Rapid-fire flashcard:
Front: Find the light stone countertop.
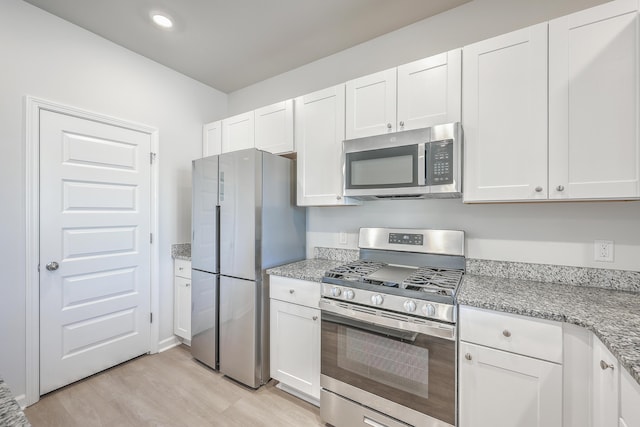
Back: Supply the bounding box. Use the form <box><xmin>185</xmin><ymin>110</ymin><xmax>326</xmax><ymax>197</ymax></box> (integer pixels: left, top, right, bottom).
<box><xmin>458</xmin><ymin>274</ymin><xmax>640</xmax><ymax>386</ymax></box>
<box><xmin>0</xmin><ymin>379</ymin><xmax>30</xmax><ymax>426</ymax></box>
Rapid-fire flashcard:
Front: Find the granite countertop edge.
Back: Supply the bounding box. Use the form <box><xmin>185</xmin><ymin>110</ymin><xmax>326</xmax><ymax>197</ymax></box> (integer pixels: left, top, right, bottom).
<box><xmin>267</xmin><ymin>260</ymin><xmax>640</xmax><ymax>387</ymax></box>
<box><xmin>458</xmin><ymin>274</ymin><xmax>640</xmax><ymax>386</ymax></box>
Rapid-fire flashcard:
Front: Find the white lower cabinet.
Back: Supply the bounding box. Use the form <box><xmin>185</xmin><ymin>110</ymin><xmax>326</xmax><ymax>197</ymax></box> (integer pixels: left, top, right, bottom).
<box><xmin>592</xmin><ymin>336</ymin><xmax>620</xmax><ymax>427</ymax></box>
<box><xmin>620</xmin><ymin>366</ymin><xmax>640</xmax><ymax>427</ymax></box>
<box><xmin>173</xmin><ymin>259</ymin><xmax>191</xmax><ymax>341</ymax></box>
<box><xmin>269</xmin><ymin>276</ymin><xmax>320</xmax><ymax>404</ymax></box>
<box><xmin>459</xmin><ymin>306</ymin><xmax>563</xmax><ymax>427</ymax></box>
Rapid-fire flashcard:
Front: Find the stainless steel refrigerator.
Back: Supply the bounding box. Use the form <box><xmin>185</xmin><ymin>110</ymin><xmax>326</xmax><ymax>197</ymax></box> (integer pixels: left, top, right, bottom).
<box><xmin>191</xmin><ymin>148</ymin><xmax>306</xmax><ymax>388</ymax></box>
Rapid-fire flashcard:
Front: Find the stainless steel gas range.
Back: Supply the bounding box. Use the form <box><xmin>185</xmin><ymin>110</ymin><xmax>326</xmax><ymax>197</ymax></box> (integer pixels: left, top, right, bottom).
<box><xmin>319</xmin><ymin>227</ymin><xmax>465</xmax><ymax>427</ymax></box>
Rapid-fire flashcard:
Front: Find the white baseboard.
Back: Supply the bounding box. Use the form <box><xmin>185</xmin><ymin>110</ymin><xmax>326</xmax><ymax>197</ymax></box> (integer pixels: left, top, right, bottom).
<box><xmin>157</xmin><ymin>336</ymin><xmax>182</xmax><ymax>353</ymax></box>
<box><xmin>275</xmin><ymin>382</ymin><xmax>320</xmax><ymax>407</ymax></box>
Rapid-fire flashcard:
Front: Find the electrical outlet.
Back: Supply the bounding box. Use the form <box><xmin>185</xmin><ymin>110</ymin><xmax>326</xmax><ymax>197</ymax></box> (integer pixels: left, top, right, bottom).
<box><xmin>594</xmin><ymin>240</ymin><xmax>614</xmax><ymax>262</ymax></box>
<box><xmin>338</xmin><ymin>232</ymin><xmax>348</xmax><ymax>245</ymax></box>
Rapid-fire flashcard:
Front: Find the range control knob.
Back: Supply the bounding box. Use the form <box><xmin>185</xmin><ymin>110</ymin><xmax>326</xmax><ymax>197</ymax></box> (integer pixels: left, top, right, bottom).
<box><xmin>403</xmin><ymin>300</ymin><xmax>417</xmax><ymax>312</ymax></box>
<box><xmin>344</xmin><ymin>289</ymin><xmax>355</xmax><ymax>300</ymax></box>
<box><xmin>371</xmin><ymin>294</ymin><xmax>384</xmax><ymax>305</ymax></box>
<box><xmin>423</xmin><ymin>303</ymin><xmax>436</xmax><ymax>317</ymax></box>
<box><xmin>331</xmin><ymin>287</ymin><xmax>342</xmax><ymax>297</ymax></box>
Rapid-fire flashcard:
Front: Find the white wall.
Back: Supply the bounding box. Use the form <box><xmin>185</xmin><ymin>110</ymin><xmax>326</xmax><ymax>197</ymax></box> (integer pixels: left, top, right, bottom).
<box><xmin>0</xmin><ymin>0</ymin><xmax>227</xmax><ymax>400</ymax></box>
<box><xmin>228</xmin><ymin>0</ymin><xmax>609</xmax><ymax>114</ymax></box>
<box><xmin>228</xmin><ymin>0</ymin><xmax>640</xmax><ymax>272</ymax></box>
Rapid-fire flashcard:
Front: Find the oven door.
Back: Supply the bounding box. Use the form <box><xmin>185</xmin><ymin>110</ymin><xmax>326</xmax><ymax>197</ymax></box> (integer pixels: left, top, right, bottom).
<box><xmin>320</xmin><ymin>299</ymin><xmax>456</xmax><ymax>427</ymax></box>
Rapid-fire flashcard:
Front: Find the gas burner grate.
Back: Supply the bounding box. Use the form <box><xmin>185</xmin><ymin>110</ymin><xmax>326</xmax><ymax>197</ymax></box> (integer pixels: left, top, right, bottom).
<box><xmin>324</xmin><ymin>260</ymin><xmax>386</xmax><ymax>281</ymax></box>
<box><xmin>402</xmin><ymin>267</ymin><xmax>463</xmax><ymax>296</ymax></box>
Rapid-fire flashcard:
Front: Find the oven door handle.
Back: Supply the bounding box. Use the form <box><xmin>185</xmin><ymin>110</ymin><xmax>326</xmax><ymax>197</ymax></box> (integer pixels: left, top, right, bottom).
<box><xmin>320</xmin><ymin>298</ymin><xmax>456</xmax><ymax>341</ymax></box>
<box><xmin>322</xmin><ymin>311</ymin><xmax>419</xmax><ymax>342</ymax></box>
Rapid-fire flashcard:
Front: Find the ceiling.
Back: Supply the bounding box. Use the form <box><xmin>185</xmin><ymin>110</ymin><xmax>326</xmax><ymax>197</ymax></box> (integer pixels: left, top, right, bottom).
<box><xmin>23</xmin><ymin>0</ymin><xmax>470</xmax><ymax>93</ymax></box>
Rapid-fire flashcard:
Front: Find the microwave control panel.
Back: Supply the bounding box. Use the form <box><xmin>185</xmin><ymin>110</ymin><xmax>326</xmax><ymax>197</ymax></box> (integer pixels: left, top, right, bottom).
<box><xmin>427</xmin><ymin>140</ymin><xmax>454</xmax><ymax>185</ymax></box>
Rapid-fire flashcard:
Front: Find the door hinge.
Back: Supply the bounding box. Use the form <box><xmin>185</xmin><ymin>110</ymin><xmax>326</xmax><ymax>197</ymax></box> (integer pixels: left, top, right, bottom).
<box><xmin>150</xmin><ymin>233</ymin><xmax>153</xmax><ymax>244</ymax></box>
<box><xmin>150</xmin><ymin>313</ymin><xmax>153</xmax><ymax>323</ymax></box>
<box><xmin>150</xmin><ymin>152</ymin><xmax>157</xmax><ymax>164</ymax></box>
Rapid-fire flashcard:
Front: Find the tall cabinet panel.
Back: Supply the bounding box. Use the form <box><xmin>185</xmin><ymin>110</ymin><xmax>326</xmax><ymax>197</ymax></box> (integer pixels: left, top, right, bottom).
<box><xmin>549</xmin><ymin>0</ymin><xmax>640</xmax><ymax>200</ymax></box>
<box><xmin>463</xmin><ymin>23</ymin><xmax>549</xmax><ymax>202</ymax></box>
<box><xmin>295</xmin><ymin>85</ymin><xmax>360</xmax><ymax>206</ymax></box>
<box><xmin>397</xmin><ymin>49</ymin><xmax>461</xmax><ymax>131</ymax></box>
<box><xmin>203</xmin><ymin>121</ymin><xmax>222</xmax><ymax>157</ymax></box>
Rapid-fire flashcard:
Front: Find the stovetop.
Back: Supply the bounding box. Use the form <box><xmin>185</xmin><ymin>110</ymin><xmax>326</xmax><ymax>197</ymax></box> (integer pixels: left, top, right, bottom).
<box><xmin>320</xmin><ymin>228</ymin><xmax>466</xmax><ymax>324</ymax></box>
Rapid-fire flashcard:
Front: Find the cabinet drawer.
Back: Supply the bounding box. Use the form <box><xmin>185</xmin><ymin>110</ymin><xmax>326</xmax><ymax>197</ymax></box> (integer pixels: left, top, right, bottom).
<box><xmin>460</xmin><ymin>306</ymin><xmax>562</xmax><ymax>363</ymax></box>
<box><xmin>270</xmin><ymin>276</ymin><xmax>320</xmax><ymax>308</ymax></box>
<box><xmin>174</xmin><ymin>259</ymin><xmax>191</xmax><ymax>279</ymax></box>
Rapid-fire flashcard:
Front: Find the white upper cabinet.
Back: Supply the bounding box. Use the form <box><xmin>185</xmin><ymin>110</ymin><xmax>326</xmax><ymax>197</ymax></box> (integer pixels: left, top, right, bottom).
<box><xmin>222</xmin><ymin>111</ymin><xmax>254</xmax><ymax>153</ymax></box>
<box><xmin>346</xmin><ymin>49</ymin><xmax>462</xmax><ymax>139</ymax></box>
<box><xmin>464</xmin><ymin>0</ymin><xmax>640</xmax><ymax>203</ymax></box>
<box><xmin>345</xmin><ymin>68</ymin><xmax>397</xmax><ymax>139</ymax></box>
<box><xmin>463</xmin><ymin>23</ymin><xmax>549</xmax><ymax>202</ymax></box>
<box><xmin>203</xmin><ymin>120</ymin><xmax>222</xmax><ymax>157</ymax></box>
<box><xmin>295</xmin><ymin>85</ymin><xmax>360</xmax><ymax>206</ymax></box>
<box><xmin>549</xmin><ymin>0</ymin><xmax>640</xmax><ymax>200</ymax></box>
<box><xmin>397</xmin><ymin>49</ymin><xmax>461</xmax><ymax>131</ymax></box>
<box><xmin>254</xmin><ymin>99</ymin><xmax>295</xmax><ymax>154</ymax></box>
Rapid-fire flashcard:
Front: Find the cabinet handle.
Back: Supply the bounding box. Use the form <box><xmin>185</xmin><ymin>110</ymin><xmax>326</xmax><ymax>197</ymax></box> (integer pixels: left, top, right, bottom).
<box><xmin>387</xmin><ymin>123</ymin><xmax>392</xmax><ymax>129</ymax></box>
<box><xmin>399</xmin><ymin>121</ymin><xmax>405</xmax><ymax>127</ymax></box>
<box><xmin>465</xmin><ymin>353</ymin><xmax>472</xmax><ymax>361</ymax></box>
<box><xmin>312</xmin><ymin>316</ymin><xmax>318</xmax><ymax>321</ymax></box>
<box><xmin>503</xmin><ymin>330</ymin><xmax>511</xmax><ymax>338</ymax></box>
<box><xmin>600</xmin><ymin>360</ymin><xmax>614</xmax><ymax>370</ymax></box>
<box><xmin>535</xmin><ymin>186</ymin><xmax>543</xmax><ymax>192</ymax></box>
<box><xmin>178</xmin><ymin>267</ymin><xmax>184</xmax><ymax>271</ymax></box>
<box><xmin>186</xmin><ymin>282</ymin><xmax>190</xmax><ymax>287</ymax></box>
<box><xmin>289</xmin><ymin>289</ymin><xmax>295</xmax><ymax>294</ymax></box>
<box><xmin>556</xmin><ymin>185</ymin><xmax>565</xmax><ymax>192</ymax></box>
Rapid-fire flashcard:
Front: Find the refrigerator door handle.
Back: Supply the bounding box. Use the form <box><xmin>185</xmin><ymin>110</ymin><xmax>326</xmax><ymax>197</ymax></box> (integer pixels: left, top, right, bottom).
<box><xmin>219</xmin><ymin>171</ymin><xmax>225</xmax><ymax>202</ymax></box>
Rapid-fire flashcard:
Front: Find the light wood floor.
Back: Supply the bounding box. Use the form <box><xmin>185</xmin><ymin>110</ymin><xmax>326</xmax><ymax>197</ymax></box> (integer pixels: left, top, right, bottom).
<box><xmin>25</xmin><ymin>345</ymin><xmax>324</xmax><ymax>426</ymax></box>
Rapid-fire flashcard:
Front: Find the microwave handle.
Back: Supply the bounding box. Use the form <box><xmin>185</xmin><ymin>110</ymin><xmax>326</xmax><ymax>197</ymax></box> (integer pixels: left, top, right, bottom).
<box><xmin>418</xmin><ymin>143</ymin><xmax>426</xmax><ymax>187</ymax></box>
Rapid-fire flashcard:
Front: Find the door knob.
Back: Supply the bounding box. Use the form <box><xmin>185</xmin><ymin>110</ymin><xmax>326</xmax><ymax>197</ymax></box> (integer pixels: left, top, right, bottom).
<box><xmin>46</xmin><ymin>261</ymin><xmax>59</xmax><ymax>271</ymax></box>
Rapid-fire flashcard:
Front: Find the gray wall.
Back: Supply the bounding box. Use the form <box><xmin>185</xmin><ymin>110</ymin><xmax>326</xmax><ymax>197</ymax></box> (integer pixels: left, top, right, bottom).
<box><xmin>0</xmin><ymin>0</ymin><xmax>227</xmax><ymax>400</ymax></box>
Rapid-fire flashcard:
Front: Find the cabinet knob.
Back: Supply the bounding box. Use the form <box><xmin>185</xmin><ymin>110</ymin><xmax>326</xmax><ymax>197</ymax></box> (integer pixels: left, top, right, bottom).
<box><xmin>502</xmin><ymin>329</ymin><xmax>511</xmax><ymax>338</ymax></box>
<box><xmin>399</xmin><ymin>121</ymin><xmax>405</xmax><ymax>127</ymax></box>
<box><xmin>336</xmin><ymin>195</ymin><xmax>342</xmax><ymax>200</ymax></box>
<box><xmin>186</xmin><ymin>282</ymin><xmax>190</xmax><ymax>287</ymax></box>
<box><xmin>535</xmin><ymin>186</ymin><xmax>543</xmax><ymax>192</ymax></box>
<box><xmin>289</xmin><ymin>289</ymin><xmax>295</xmax><ymax>294</ymax></box>
<box><xmin>387</xmin><ymin>123</ymin><xmax>392</xmax><ymax>129</ymax></box>
<box><xmin>465</xmin><ymin>353</ymin><xmax>472</xmax><ymax>361</ymax></box>
<box><xmin>556</xmin><ymin>185</ymin><xmax>565</xmax><ymax>192</ymax></box>
<box><xmin>600</xmin><ymin>360</ymin><xmax>614</xmax><ymax>370</ymax></box>
<box><xmin>312</xmin><ymin>316</ymin><xmax>318</xmax><ymax>321</ymax></box>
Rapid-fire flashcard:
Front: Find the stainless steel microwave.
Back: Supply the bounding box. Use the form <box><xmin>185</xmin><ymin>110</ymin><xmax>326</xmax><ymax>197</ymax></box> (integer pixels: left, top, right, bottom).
<box><xmin>343</xmin><ymin>122</ymin><xmax>462</xmax><ymax>199</ymax></box>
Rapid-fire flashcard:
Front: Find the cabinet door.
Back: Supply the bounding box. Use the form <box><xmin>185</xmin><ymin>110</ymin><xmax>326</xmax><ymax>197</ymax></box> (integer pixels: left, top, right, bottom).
<box><xmin>463</xmin><ymin>24</ymin><xmax>549</xmax><ymax>202</ymax></box>
<box><xmin>549</xmin><ymin>0</ymin><xmax>640</xmax><ymax>200</ymax></box>
<box><xmin>270</xmin><ymin>299</ymin><xmax>320</xmax><ymax>399</ymax></box>
<box><xmin>459</xmin><ymin>341</ymin><xmax>562</xmax><ymax>427</ymax></box>
<box><xmin>397</xmin><ymin>49</ymin><xmax>461</xmax><ymax>131</ymax></box>
<box><xmin>592</xmin><ymin>336</ymin><xmax>620</xmax><ymax>427</ymax></box>
<box><xmin>174</xmin><ymin>276</ymin><xmax>191</xmax><ymax>340</ymax></box>
<box><xmin>254</xmin><ymin>99</ymin><xmax>294</xmax><ymax>154</ymax></box>
<box><xmin>295</xmin><ymin>85</ymin><xmax>360</xmax><ymax>206</ymax></box>
<box><xmin>345</xmin><ymin>68</ymin><xmax>397</xmax><ymax>139</ymax></box>
<box><xmin>222</xmin><ymin>111</ymin><xmax>254</xmax><ymax>153</ymax></box>
<box><xmin>203</xmin><ymin>121</ymin><xmax>222</xmax><ymax>157</ymax></box>
<box><xmin>620</xmin><ymin>366</ymin><xmax>640</xmax><ymax>427</ymax></box>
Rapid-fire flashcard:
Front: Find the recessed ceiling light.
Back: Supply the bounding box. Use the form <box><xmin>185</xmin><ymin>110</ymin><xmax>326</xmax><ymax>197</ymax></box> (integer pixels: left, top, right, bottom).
<box><xmin>151</xmin><ymin>13</ymin><xmax>173</xmax><ymax>29</ymax></box>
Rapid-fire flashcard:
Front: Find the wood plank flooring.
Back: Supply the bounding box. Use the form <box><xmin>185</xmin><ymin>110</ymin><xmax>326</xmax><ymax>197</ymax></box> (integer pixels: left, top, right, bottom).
<box><xmin>25</xmin><ymin>345</ymin><xmax>324</xmax><ymax>426</ymax></box>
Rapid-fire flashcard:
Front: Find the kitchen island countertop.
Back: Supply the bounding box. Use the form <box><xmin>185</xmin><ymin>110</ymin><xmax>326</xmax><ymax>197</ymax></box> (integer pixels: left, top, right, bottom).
<box><xmin>458</xmin><ymin>274</ymin><xmax>640</xmax><ymax>386</ymax></box>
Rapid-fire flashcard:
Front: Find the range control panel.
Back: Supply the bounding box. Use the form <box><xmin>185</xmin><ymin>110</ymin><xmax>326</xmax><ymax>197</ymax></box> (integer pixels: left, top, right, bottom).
<box><xmin>388</xmin><ymin>233</ymin><xmax>423</xmax><ymax>246</ymax></box>
<box><xmin>427</xmin><ymin>140</ymin><xmax>454</xmax><ymax>185</ymax></box>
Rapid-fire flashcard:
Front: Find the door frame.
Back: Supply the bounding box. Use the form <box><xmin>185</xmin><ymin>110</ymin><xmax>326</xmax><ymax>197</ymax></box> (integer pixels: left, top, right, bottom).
<box><xmin>24</xmin><ymin>96</ymin><xmax>160</xmax><ymax>406</ymax></box>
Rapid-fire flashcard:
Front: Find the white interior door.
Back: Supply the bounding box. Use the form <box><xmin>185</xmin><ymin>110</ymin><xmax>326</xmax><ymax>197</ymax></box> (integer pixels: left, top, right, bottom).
<box><xmin>39</xmin><ymin>109</ymin><xmax>151</xmax><ymax>395</ymax></box>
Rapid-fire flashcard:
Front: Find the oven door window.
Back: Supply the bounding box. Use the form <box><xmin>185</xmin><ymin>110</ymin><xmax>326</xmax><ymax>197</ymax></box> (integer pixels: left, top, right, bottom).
<box><xmin>321</xmin><ymin>311</ymin><xmax>455</xmax><ymax>425</ymax></box>
<box><xmin>345</xmin><ymin>144</ymin><xmax>419</xmax><ymax>189</ymax></box>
